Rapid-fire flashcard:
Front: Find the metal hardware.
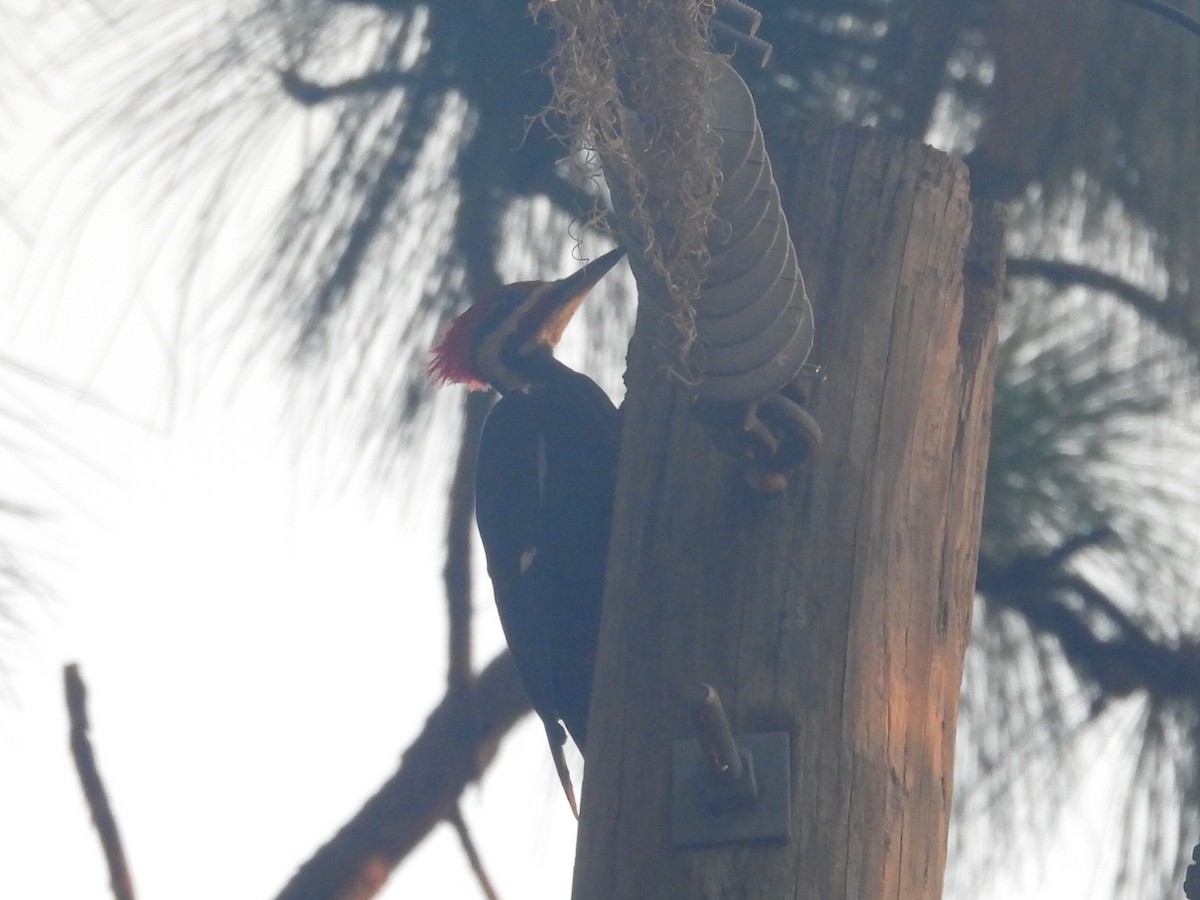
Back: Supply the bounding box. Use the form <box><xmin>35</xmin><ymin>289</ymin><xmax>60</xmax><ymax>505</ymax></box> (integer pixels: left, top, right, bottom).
<box><xmin>671</xmin><ymin>684</ymin><xmax>791</xmax><ymax>848</ymax></box>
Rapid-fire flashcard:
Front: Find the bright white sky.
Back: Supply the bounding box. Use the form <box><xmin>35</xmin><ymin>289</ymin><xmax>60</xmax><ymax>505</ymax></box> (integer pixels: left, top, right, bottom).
<box><xmin>0</xmin><ymin>11</ymin><xmax>579</xmax><ymax>897</ymax></box>
<box><xmin>0</xmin><ymin>6</ymin><xmax>1153</xmax><ymax>900</ymax></box>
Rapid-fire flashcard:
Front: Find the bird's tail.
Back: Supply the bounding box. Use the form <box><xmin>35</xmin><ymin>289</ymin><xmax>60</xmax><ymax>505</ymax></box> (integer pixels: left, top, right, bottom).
<box><xmin>545</xmin><ymin>720</ymin><xmax>580</xmax><ymax>820</ymax></box>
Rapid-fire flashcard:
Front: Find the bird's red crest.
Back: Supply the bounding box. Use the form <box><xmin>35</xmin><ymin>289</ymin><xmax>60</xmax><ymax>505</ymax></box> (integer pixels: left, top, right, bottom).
<box><xmin>429</xmin><ymin>247</ymin><xmax>625</xmax><ymax>392</ymax></box>
<box><xmin>428</xmin><ymin>297</ymin><xmax>493</xmax><ymax>389</ymax></box>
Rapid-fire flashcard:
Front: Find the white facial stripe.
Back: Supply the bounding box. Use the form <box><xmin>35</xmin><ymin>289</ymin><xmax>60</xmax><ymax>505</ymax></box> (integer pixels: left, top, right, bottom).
<box><xmin>519</xmin><ymin>293</ymin><xmax>585</xmax><ymax>358</ymax></box>
<box><xmin>474</xmin><ymin>283</ymin><xmax>552</xmax><ymax>389</ymax></box>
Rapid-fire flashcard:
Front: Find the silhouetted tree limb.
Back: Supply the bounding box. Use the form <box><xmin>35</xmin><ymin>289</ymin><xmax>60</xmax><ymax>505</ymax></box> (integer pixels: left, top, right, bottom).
<box><xmin>64</xmin><ymin>664</ymin><xmax>136</xmax><ymax>900</ymax></box>
<box><xmin>1007</xmin><ymin>256</ymin><xmax>1199</xmax><ymax>348</ymax></box>
<box><xmin>278</xmin><ymin>69</ymin><xmax>424</xmax><ymax>107</ymax></box>
<box><xmin>977</xmin><ymin>533</ymin><xmax>1200</xmax><ymax>706</ymax></box>
<box><xmin>1112</xmin><ymin>0</ymin><xmax>1200</xmax><ymax>37</ymax></box>
<box><xmin>272</xmin><ymin>651</ymin><xmax>529</xmax><ymax>900</ymax></box>
<box><xmin>887</xmin><ymin>0</ymin><xmax>969</xmax><ymax>139</ymax></box>
<box><xmin>444</xmin><ymin>390</ymin><xmax>494</xmax><ymax>695</ymax></box>
<box><xmin>448</xmin><ymin>804</ymin><xmax>502</xmax><ymax>900</ymax></box>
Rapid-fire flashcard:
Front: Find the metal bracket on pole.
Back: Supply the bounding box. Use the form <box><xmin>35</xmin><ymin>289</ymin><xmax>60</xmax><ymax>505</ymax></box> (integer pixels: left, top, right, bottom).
<box><xmin>671</xmin><ymin>684</ymin><xmax>791</xmax><ymax>848</ymax></box>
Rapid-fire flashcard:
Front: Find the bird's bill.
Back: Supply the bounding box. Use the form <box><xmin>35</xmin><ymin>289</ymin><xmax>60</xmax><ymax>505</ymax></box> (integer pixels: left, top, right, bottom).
<box><xmin>558</xmin><ymin>246</ymin><xmax>627</xmax><ymax>298</ymax></box>
<box><xmin>531</xmin><ymin>247</ymin><xmax>627</xmax><ymax>348</ymax></box>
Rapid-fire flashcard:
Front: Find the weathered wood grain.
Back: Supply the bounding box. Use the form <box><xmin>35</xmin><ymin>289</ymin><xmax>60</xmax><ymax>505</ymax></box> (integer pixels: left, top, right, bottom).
<box><xmin>572</xmin><ymin>126</ymin><xmax>1001</xmax><ymax>900</ymax></box>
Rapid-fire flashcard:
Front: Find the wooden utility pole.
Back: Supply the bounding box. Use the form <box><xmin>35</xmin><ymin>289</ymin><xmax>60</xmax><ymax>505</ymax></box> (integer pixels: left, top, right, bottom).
<box><xmin>572</xmin><ymin>127</ymin><xmax>1003</xmax><ymax>899</ymax></box>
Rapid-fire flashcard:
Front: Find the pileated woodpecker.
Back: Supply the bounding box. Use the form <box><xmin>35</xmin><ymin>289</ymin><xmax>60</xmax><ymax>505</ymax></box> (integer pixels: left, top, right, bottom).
<box><xmin>429</xmin><ymin>247</ymin><xmax>626</xmax><ymax>815</ymax></box>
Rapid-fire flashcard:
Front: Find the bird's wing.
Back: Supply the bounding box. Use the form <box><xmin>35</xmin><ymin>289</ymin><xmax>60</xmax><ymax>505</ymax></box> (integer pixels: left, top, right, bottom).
<box><xmin>474</xmin><ymin>394</ymin><xmax>562</xmax><ymax>722</ymax></box>
<box><xmin>475</xmin><ymin>373</ymin><xmax>618</xmax><ymax>757</ymax></box>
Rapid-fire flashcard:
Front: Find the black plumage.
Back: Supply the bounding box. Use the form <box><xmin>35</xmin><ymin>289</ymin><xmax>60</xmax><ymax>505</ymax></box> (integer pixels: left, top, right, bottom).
<box><xmin>429</xmin><ymin>247</ymin><xmax>625</xmax><ymax>815</ymax></box>
<box><xmin>474</xmin><ymin>355</ymin><xmax>618</xmax><ymax>765</ymax></box>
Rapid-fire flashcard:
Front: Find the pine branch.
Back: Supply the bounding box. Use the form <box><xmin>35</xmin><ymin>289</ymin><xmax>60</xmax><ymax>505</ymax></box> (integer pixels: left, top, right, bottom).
<box><xmin>272</xmin><ymin>652</ymin><xmax>529</xmax><ymax>900</ymax></box>
<box><xmin>1111</xmin><ymin>0</ymin><xmax>1200</xmax><ymax>37</ymax></box>
<box><xmin>277</xmin><ymin>69</ymin><xmax>419</xmax><ymax>107</ymax></box>
<box><xmin>444</xmin><ymin>390</ymin><xmax>494</xmax><ymax>695</ymax></box>
<box><xmin>977</xmin><ymin>535</ymin><xmax>1200</xmax><ymax>705</ymax></box>
<box><xmin>448</xmin><ymin>804</ymin><xmax>502</xmax><ymax>900</ymax></box>
<box><xmin>1006</xmin><ymin>256</ymin><xmax>1199</xmax><ymax>348</ymax></box>
<box><xmin>64</xmin><ymin>664</ymin><xmax>137</xmax><ymax>900</ymax></box>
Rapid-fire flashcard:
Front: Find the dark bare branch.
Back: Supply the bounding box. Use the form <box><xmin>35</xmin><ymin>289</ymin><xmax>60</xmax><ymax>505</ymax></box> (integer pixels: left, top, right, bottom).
<box><xmin>448</xmin><ymin>805</ymin><xmax>502</xmax><ymax>900</ymax></box>
<box><xmin>890</xmin><ymin>0</ymin><xmax>970</xmax><ymax>140</ymax></box>
<box><xmin>272</xmin><ymin>652</ymin><xmax>529</xmax><ymax>900</ymax></box>
<box><xmin>278</xmin><ymin>68</ymin><xmax>418</xmax><ymax>107</ymax></box>
<box><xmin>445</xmin><ymin>390</ymin><xmax>494</xmax><ymax>694</ymax></box>
<box><xmin>977</xmin><ymin>537</ymin><xmax>1200</xmax><ymax>705</ymax></box>
<box><xmin>1006</xmin><ymin>256</ymin><xmax>1199</xmax><ymax>347</ymax></box>
<box><xmin>1111</xmin><ymin>0</ymin><xmax>1200</xmax><ymax>37</ymax></box>
<box><xmin>64</xmin><ymin>664</ymin><xmax>136</xmax><ymax>900</ymax></box>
